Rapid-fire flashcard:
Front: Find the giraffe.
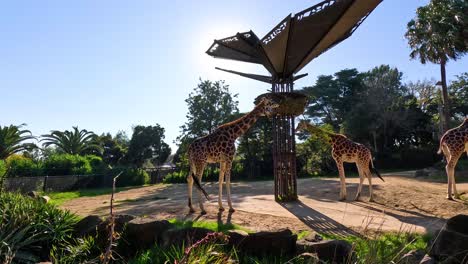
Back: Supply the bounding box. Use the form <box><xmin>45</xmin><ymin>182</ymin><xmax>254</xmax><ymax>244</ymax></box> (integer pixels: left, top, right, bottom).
<box><xmin>437</xmin><ymin>117</ymin><xmax>468</xmax><ymax>200</ymax></box>
<box><xmin>296</xmin><ymin>120</ymin><xmax>384</xmax><ymax>202</ymax></box>
<box><xmin>187</xmin><ymin>97</ymin><xmax>279</xmax><ymax>214</ymax></box>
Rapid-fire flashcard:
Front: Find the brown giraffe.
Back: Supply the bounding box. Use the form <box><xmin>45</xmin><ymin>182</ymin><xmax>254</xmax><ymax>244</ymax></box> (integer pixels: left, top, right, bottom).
<box><xmin>296</xmin><ymin>120</ymin><xmax>384</xmax><ymax>202</ymax></box>
<box><xmin>187</xmin><ymin>97</ymin><xmax>279</xmax><ymax>214</ymax></box>
<box><xmin>438</xmin><ymin>117</ymin><xmax>468</xmax><ymax>200</ymax></box>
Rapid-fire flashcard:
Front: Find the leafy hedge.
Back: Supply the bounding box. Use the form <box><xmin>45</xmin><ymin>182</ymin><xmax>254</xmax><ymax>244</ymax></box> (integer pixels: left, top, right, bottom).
<box><xmin>0</xmin><ymin>192</ymin><xmax>78</xmax><ymax>263</ymax></box>
<box><xmin>109</xmin><ymin>167</ymin><xmax>150</xmax><ymax>187</ymax></box>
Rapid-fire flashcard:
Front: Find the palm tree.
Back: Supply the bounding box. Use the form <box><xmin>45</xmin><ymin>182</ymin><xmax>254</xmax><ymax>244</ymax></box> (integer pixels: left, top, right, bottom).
<box><xmin>0</xmin><ymin>124</ymin><xmax>36</xmax><ymax>160</ymax></box>
<box><xmin>405</xmin><ymin>0</ymin><xmax>467</xmax><ymax>131</ymax></box>
<box><xmin>41</xmin><ymin>127</ymin><xmax>102</xmax><ymax>155</ymax></box>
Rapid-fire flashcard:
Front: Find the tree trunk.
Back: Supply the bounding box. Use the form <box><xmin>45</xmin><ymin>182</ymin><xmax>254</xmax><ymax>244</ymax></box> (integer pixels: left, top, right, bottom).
<box><xmin>440</xmin><ymin>60</ymin><xmax>450</xmax><ymax>132</ymax></box>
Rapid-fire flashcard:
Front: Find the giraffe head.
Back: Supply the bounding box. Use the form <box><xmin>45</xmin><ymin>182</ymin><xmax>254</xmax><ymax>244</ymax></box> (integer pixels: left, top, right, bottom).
<box><xmin>295</xmin><ymin>119</ymin><xmax>309</xmax><ymax>132</ymax></box>
<box><xmin>257</xmin><ymin>97</ymin><xmax>279</xmax><ymax>118</ymax></box>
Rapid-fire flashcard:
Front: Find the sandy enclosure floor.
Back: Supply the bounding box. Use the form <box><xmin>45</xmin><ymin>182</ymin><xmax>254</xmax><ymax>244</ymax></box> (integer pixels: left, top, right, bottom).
<box><xmin>62</xmin><ymin>173</ymin><xmax>468</xmax><ymax>236</ymax></box>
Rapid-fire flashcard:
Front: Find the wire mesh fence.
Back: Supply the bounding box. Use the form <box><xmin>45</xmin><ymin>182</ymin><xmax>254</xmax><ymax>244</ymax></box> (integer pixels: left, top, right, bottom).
<box><xmin>3</xmin><ymin>174</ymin><xmax>112</xmax><ymax>193</ymax></box>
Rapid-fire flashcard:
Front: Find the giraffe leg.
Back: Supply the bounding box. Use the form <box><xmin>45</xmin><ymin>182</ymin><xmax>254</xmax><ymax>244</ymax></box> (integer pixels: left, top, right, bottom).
<box><xmin>366</xmin><ymin>168</ymin><xmax>374</xmax><ymax>202</ymax></box>
<box><xmin>195</xmin><ymin>163</ymin><xmax>207</xmax><ymax>214</ymax></box>
<box><xmin>446</xmin><ymin>153</ymin><xmax>461</xmax><ymax>200</ymax></box>
<box><xmin>354</xmin><ymin>164</ymin><xmax>365</xmax><ymax>201</ymax></box>
<box><xmin>335</xmin><ymin>159</ymin><xmax>347</xmax><ymax>201</ymax></box>
<box><xmin>225</xmin><ymin>162</ymin><xmax>235</xmax><ymax>212</ymax></box>
<box><xmin>187</xmin><ymin>165</ymin><xmax>195</xmax><ymax>213</ymax></box>
<box><xmin>218</xmin><ymin>162</ymin><xmax>226</xmax><ymax>211</ymax></box>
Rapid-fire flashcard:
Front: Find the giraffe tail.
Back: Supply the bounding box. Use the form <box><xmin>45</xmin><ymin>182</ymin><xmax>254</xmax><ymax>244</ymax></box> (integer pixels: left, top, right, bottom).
<box><xmin>191</xmin><ymin>173</ymin><xmax>210</xmax><ymax>200</ymax></box>
<box><xmin>370</xmin><ymin>160</ymin><xmax>384</xmax><ymax>182</ymax></box>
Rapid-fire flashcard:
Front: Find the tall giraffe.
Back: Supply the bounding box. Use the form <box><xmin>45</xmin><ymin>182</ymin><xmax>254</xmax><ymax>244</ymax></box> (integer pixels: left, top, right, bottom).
<box><xmin>296</xmin><ymin>120</ymin><xmax>384</xmax><ymax>202</ymax></box>
<box><xmin>438</xmin><ymin>117</ymin><xmax>468</xmax><ymax>200</ymax></box>
<box><xmin>187</xmin><ymin>97</ymin><xmax>279</xmax><ymax>214</ymax></box>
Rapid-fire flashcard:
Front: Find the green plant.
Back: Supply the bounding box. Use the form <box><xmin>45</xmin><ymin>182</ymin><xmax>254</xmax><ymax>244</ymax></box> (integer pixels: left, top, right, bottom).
<box><xmin>41</xmin><ymin>127</ymin><xmax>102</xmax><ymax>155</ymax></box>
<box><xmin>5</xmin><ymin>154</ymin><xmax>43</xmax><ymax>177</ymax></box>
<box><xmin>50</xmin><ymin>236</ymin><xmax>99</xmax><ymax>264</ymax></box>
<box><xmin>0</xmin><ymin>124</ymin><xmax>36</xmax><ymax>160</ymax></box>
<box><xmin>43</xmin><ymin>154</ymin><xmax>93</xmax><ymax>176</ymax></box>
<box><xmin>109</xmin><ymin>167</ymin><xmax>149</xmax><ymax>187</ymax></box>
<box><xmin>0</xmin><ymin>192</ymin><xmax>78</xmax><ymax>263</ymax></box>
<box><xmin>168</xmin><ymin>219</ymin><xmax>250</xmax><ymax>233</ymax></box>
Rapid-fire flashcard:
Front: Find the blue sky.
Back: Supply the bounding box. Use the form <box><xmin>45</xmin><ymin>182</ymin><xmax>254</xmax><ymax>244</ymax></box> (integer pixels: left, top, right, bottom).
<box><xmin>1</xmin><ymin>0</ymin><xmax>467</xmax><ymax>152</ymax></box>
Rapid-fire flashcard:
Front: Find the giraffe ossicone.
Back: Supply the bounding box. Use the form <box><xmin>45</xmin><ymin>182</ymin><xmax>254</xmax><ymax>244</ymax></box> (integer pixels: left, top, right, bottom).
<box><xmin>296</xmin><ymin>120</ymin><xmax>384</xmax><ymax>202</ymax></box>
<box><xmin>187</xmin><ymin>97</ymin><xmax>279</xmax><ymax>214</ymax></box>
<box><xmin>438</xmin><ymin>117</ymin><xmax>468</xmax><ymax>200</ymax></box>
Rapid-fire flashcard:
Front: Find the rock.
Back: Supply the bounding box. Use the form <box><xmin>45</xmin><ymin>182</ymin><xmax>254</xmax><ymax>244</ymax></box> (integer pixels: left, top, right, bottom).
<box><xmin>399</xmin><ymin>249</ymin><xmax>425</xmax><ymax>264</ymax></box>
<box><xmin>96</xmin><ymin>214</ymin><xmax>136</xmax><ymax>246</ymax></box>
<box><xmin>26</xmin><ymin>191</ymin><xmax>39</xmax><ymax>198</ymax></box>
<box><xmin>161</xmin><ymin>227</ymin><xmax>213</xmax><ymax>248</ymax></box>
<box><xmin>119</xmin><ymin>219</ymin><xmax>171</xmax><ymax>257</ymax></box>
<box><xmin>39</xmin><ymin>195</ymin><xmax>50</xmax><ymax>203</ymax></box>
<box><xmin>419</xmin><ymin>254</ymin><xmax>436</xmax><ymax>264</ymax></box>
<box><xmin>296</xmin><ymin>239</ymin><xmax>353</xmax><ymax>264</ymax></box>
<box><xmin>429</xmin><ymin>214</ymin><xmax>468</xmax><ymax>263</ymax></box>
<box><xmin>228</xmin><ymin>229</ymin><xmax>297</xmax><ymax>257</ymax></box>
<box><xmin>74</xmin><ymin>215</ymin><xmax>103</xmax><ymax>238</ymax></box>
<box><xmin>227</xmin><ymin>229</ymin><xmax>249</xmax><ymax>246</ymax></box>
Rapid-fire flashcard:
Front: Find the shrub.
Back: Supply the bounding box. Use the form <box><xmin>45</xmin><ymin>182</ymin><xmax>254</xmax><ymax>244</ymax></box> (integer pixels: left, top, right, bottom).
<box><xmin>0</xmin><ymin>192</ymin><xmax>78</xmax><ymax>263</ymax></box>
<box><xmin>163</xmin><ymin>170</ymin><xmax>187</xmax><ymax>183</ymax></box>
<box><xmin>5</xmin><ymin>154</ymin><xmax>43</xmax><ymax>177</ymax></box>
<box><xmin>110</xmin><ymin>167</ymin><xmax>149</xmax><ymax>187</ymax></box>
<box><xmin>43</xmin><ymin>154</ymin><xmax>92</xmax><ymax>176</ymax></box>
<box><xmin>84</xmin><ymin>155</ymin><xmax>107</xmax><ymax>174</ymax></box>
<box><xmin>0</xmin><ymin>159</ymin><xmax>6</xmax><ymax>177</ymax></box>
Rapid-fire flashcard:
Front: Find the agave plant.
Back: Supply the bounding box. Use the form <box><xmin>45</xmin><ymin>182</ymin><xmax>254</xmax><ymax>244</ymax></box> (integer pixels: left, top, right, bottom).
<box><xmin>0</xmin><ymin>124</ymin><xmax>36</xmax><ymax>160</ymax></box>
<box><xmin>41</xmin><ymin>127</ymin><xmax>103</xmax><ymax>155</ymax></box>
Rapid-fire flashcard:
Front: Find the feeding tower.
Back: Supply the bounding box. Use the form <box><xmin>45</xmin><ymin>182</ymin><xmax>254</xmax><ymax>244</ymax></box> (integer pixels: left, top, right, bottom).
<box><xmin>207</xmin><ymin>0</ymin><xmax>382</xmax><ymax>201</ymax></box>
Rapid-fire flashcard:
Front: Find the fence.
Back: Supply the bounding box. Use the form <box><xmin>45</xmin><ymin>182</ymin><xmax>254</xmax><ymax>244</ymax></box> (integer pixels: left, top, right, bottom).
<box><xmin>3</xmin><ymin>174</ymin><xmax>113</xmax><ymax>193</ymax></box>
<box><xmin>146</xmin><ymin>167</ymin><xmax>176</xmax><ymax>184</ymax></box>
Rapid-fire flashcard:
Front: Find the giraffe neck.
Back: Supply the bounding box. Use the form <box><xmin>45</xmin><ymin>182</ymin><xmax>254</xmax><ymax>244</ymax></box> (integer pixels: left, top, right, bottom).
<box><xmin>222</xmin><ymin>104</ymin><xmax>264</xmax><ymax>140</ymax></box>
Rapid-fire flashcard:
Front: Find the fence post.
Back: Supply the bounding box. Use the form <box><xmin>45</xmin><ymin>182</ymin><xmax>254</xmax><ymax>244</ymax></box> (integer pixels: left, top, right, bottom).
<box><xmin>43</xmin><ymin>175</ymin><xmax>48</xmax><ymax>192</ymax></box>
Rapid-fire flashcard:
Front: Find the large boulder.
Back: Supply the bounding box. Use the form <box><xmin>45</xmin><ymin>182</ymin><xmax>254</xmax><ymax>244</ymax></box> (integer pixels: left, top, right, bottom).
<box><xmin>228</xmin><ymin>229</ymin><xmax>297</xmax><ymax>257</ymax></box>
<box><xmin>119</xmin><ymin>219</ymin><xmax>171</xmax><ymax>257</ymax></box>
<box><xmin>74</xmin><ymin>215</ymin><xmax>103</xmax><ymax>238</ymax></box>
<box><xmin>161</xmin><ymin>227</ymin><xmax>214</xmax><ymax>248</ymax></box>
<box><xmin>96</xmin><ymin>214</ymin><xmax>136</xmax><ymax>247</ymax></box>
<box><xmin>296</xmin><ymin>239</ymin><xmax>353</xmax><ymax>264</ymax></box>
<box><xmin>429</xmin><ymin>214</ymin><xmax>468</xmax><ymax>263</ymax></box>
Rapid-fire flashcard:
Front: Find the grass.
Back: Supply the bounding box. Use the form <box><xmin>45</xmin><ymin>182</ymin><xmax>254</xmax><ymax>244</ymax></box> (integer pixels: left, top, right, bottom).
<box><xmin>45</xmin><ymin>185</ymin><xmax>147</xmax><ymax>206</ymax></box>
<box><xmin>168</xmin><ymin>218</ymin><xmax>252</xmax><ymax>233</ymax></box>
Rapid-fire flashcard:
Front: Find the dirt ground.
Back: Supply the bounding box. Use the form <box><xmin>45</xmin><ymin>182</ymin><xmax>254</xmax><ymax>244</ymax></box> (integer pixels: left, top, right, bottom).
<box><xmin>62</xmin><ymin>172</ymin><xmax>468</xmax><ymax>237</ymax></box>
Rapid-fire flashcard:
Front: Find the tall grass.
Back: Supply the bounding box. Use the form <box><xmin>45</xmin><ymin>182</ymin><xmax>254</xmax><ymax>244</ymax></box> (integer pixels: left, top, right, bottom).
<box><xmin>0</xmin><ymin>192</ymin><xmax>78</xmax><ymax>263</ymax></box>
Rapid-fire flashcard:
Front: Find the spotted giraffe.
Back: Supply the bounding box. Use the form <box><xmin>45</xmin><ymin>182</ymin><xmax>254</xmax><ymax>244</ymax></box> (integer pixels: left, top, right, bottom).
<box><xmin>438</xmin><ymin>117</ymin><xmax>468</xmax><ymax>200</ymax></box>
<box><xmin>187</xmin><ymin>97</ymin><xmax>279</xmax><ymax>214</ymax></box>
<box><xmin>296</xmin><ymin>120</ymin><xmax>384</xmax><ymax>202</ymax></box>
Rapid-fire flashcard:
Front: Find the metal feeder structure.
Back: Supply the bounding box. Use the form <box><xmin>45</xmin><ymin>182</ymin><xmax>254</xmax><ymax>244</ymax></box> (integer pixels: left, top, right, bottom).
<box><xmin>206</xmin><ymin>0</ymin><xmax>382</xmax><ymax>202</ymax></box>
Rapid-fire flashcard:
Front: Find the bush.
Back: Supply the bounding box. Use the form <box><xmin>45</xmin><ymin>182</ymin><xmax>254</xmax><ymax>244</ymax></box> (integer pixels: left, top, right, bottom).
<box><xmin>5</xmin><ymin>154</ymin><xmax>43</xmax><ymax>177</ymax></box>
<box><xmin>0</xmin><ymin>160</ymin><xmax>6</xmax><ymax>177</ymax></box>
<box><xmin>84</xmin><ymin>155</ymin><xmax>107</xmax><ymax>174</ymax></box>
<box><xmin>43</xmin><ymin>154</ymin><xmax>93</xmax><ymax>176</ymax></box>
<box><xmin>110</xmin><ymin>167</ymin><xmax>149</xmax><ymax>187</ymax></box>
<box><xmin>163</xmin><ymin>170</ymin><xmax>187</xmax><ymax>183</ymax></box>
<box><xmin>0</xmin><ymin>192</ymin><xmax>78</xmax><ymax>263</ymax></box>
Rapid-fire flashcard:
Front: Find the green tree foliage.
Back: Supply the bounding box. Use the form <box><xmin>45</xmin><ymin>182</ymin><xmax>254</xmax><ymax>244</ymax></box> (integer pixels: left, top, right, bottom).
<box><xmin>177</xmin><ymin>79</ymin><xmax>239</xmax><ymax>143</ymax></box>
<box><xmin>126</xmin><ymin>125</ymin><xmax>171</xmax><ymax>167</ymax></box>
<box><xmin>299</xmin><ymin>65</ymin><xmax>438</xmax><ymax>171</ymax></box>
<box><xmin>0</xmin><ymin>124</ymin><xmax>36</xmax><ymax>160</ymax></box>
<box><xmin>41</xmin><ymin>127</ymin><xmax>102</xmax><ymax>155</ymax></box>
<box><xmin>43</xmin><ymin>154</ymin><xmax>102</xmax><ymax>176</ymax></box>
<box><xmin>5</xmin><ymin>155</ymin><xmax>43</xmax><ymax>177</ymax></box>
<box><xmin>96</xmin><ymin>131</ymin><xmax>129</xmax><ymax>166</ymax></box>
<box><xmin>301</xmin><ymin>69</ymin><xmax>363</xmax><ymax>130</ymax></box>
<box><xmin>405</xmin><ymin>0</ymin><xmax>467</xmax><ymax>128</ymax></box>
<box><xmin>449</xmin><ymin>72</ymin><xmax>468</xmax><ymax>119</ymax></box>
<box><xmin>236</xmin><ymin>117</ymin><xmax>273</xmax><ymax>179</ymax></box>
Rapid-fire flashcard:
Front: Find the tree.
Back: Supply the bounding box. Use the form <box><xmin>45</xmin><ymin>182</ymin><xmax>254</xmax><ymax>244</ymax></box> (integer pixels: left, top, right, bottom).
<box><xmin>405</xmin><ymin>0</ymin><xmax>467</xmax><ymax>131</ymax></box>
<box><xmin>449</xmin><ymin>72</ymin><xmax>468</xmax><ymax>119</ymax></box>
<box><xmin>177</xmin><ymin>79</ymin><xmax>239</xmax><ymax>144</ymax></box>
<box><xmin>96</xmin><ymin>132</ymin><xmax>128</xmax><ymax>166</ymax></box>
<box><xmin>41</xmin><ymin>127</ymin><xmax>102</xmax><ymax>155</ymax></box>
<box><xmin>300</xmin><ymin>69</ymin><xmax>363</xmax><ymax>131</ymax></box>
<box><xmin>126</xmin><ymin>124</ymin><xmax>171</xmax><ymax>168</ymax></box>
<box><xmin>0</xmin><ymin>124</ymin><xmax>36</xmax><ymax>160</ymax></box>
